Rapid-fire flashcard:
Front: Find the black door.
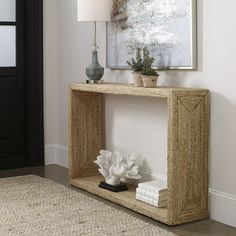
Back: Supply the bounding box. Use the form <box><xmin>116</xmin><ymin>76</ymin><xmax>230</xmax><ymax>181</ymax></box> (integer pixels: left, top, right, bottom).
<box><xmin>0</xmin><ymin>0</ymin><xmax>44</xmax><ymax>170</ymax></box>
<box><xmin>0</xmin><ymin>0</ymin><xmax>26</xmax><ymax>170</ymax></box>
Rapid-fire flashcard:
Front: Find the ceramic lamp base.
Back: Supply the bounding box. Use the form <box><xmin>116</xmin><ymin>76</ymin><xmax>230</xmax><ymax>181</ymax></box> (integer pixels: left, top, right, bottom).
<box><xmin>99</xmin><ymin>181</ymin><xmax>128</xmax><ymax>192</ymax></box>
<box><xmin>86</xmin><ymin>49</ymin><xmax>104</xmax><ymax>82</ymax></box>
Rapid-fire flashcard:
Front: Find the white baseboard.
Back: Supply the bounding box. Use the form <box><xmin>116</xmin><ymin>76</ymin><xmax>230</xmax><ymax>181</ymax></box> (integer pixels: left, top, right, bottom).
<box><xmin>140</xmin><ymin>169</ymin><xmax>167</xmax><ymax>183</ymax></box>
<box><xmin>45</xmin><ymin>144</ymin><xmax>68</xmax><ymax>167</ymax></box>
<box><xmin>209</xmin><ymin>189</ymin><xmax>236</xmax><ymax>227</ymax></box>
<box><xmin>45</xmin><ymin>144</ymin><xmax>236</xmax><ymax>228</ymax></box>
<box><xmin>44</xmin><ymin>144</ymin><xmax>57</xmax><ymax>165</ymax></box>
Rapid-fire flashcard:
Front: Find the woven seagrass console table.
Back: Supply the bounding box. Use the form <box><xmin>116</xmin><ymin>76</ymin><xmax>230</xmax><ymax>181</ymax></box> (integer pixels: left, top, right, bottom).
<box><xmin>68</xmin><ymin>83</ymin><xmax>210</xmax><ymax>226</ymax></box>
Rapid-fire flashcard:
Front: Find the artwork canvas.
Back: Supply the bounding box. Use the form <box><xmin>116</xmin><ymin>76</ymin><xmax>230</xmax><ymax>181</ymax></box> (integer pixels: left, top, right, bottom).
<box><xmin>107</xmin><ymin>0</ymin><xmax>197</xmax><ymax>70</ymax></box>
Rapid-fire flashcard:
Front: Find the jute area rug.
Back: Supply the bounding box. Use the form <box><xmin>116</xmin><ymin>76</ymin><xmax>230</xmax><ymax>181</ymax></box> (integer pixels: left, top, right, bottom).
<box><xmin>0</xmin><ymin>175</ymin><xmax>174</xmax><ymax>236</ymax></box>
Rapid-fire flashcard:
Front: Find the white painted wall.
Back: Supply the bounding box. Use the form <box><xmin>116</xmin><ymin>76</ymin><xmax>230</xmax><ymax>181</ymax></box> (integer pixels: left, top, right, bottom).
<box><xmin>43</xmin><ymin>0</ymin><xmax>58</xmax><ymax>143</ymax></box>
<box><xmin>43</xmin><ymin>0</ymin><xmax>59</xmax><ymax>164</ymax></box>
<box><xmin>44</xmin><ymin>0</ymin><xmax>236</xmax><ymax>227</ymax></box>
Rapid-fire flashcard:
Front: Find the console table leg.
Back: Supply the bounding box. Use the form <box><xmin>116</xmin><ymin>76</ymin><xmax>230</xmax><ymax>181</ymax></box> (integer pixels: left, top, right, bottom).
<box><xmin>167</xmin><ymin>91</ymin><xmax>210</xmax><ymax>225</ymax></box>
<box><xmin>69</xmin><ymin>90</ymin><xmax>104</xmax><ymax>179</ymax></box>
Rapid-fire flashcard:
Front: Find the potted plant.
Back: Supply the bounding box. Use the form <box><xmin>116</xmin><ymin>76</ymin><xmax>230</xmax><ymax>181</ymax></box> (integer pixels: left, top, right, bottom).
<box><xmin>127</xmin><ymin>48</ymin><xmax>144</xmax><ymax>87</ymax></box>
<box><xmin>142</xmin><ymin>67</ymin><xmax>159</xmax><ymax>88</ymax></box>
<box><xmin>142</xmin><ymin>48</ymin><xmax>159</xmax><ymax>88</ymax></box>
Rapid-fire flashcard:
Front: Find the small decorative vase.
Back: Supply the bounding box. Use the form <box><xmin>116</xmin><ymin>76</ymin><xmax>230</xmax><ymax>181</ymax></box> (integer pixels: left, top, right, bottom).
<box><xmin>132</xmin><ymin>72</ymin><xmax>143</xmax><ymax>87</ymax></box>
<box><xmin>142</xmin><ymin>75</ymin><xmax>159</xmax><ymax>88</ymax></box>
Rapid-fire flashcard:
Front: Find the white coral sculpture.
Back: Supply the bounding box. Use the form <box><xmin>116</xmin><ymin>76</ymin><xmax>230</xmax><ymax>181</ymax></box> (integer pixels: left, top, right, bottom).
<box><xmin>94</xmin><ymin>150</ymin><xmax>142</xmax><ymax>186</ymax></box>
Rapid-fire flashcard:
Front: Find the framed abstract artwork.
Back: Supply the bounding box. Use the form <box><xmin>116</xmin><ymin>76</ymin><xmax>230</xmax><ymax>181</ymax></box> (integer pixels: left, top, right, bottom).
<box><xmin>107</xmin><ymin>0</ymin><xmax>197</xmax><ymax>70</ymax></box>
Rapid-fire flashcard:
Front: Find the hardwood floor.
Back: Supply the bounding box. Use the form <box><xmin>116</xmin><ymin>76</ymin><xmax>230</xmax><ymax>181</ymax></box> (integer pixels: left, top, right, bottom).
<box><xmin>0</xmin><ymin>164</ymin><xmax>235</xmax><ymax>235</ymax></box>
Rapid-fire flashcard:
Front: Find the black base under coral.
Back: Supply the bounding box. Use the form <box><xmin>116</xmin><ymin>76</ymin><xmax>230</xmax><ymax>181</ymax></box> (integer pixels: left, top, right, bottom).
<box><xmin>99</xmin><ymin>181</ymin><xmax>128</xmax><ymax>192</ymax></box>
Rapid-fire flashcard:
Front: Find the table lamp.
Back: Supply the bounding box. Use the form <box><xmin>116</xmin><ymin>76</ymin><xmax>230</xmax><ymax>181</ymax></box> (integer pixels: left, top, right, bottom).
<box><xmin>77</xmin><ymin>0</ymin><xmax>112</xmax><ymax>83</ymax></box>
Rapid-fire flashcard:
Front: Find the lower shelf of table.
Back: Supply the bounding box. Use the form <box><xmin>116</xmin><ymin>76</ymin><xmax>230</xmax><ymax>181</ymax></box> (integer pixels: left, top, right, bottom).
<box><xmin>70</xmin><ymin>175</ymin><xmax>170</xmax><ymax>225</ymax></box>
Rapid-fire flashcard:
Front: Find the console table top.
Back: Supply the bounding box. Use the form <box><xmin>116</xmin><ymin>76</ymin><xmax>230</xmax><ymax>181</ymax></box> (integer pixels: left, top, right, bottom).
<box><xmin>70</xmin><ymin>83</ymin><xmax>209</xmax><ymax>98</ymax></box>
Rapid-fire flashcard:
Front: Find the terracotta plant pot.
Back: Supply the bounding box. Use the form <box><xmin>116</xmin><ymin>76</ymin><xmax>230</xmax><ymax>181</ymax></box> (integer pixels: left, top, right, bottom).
<box><xmin>142</xmin><ymin>75</ymin><xmax>159</xmax><ymax>88</ymax></box>
<box><xmin>132</xmin><ymin>72</ymin><xmax>143</xmax><ymax>87</ymax></box>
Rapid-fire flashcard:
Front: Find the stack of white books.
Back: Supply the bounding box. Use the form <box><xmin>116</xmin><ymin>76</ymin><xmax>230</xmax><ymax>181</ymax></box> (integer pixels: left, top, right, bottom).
<box><xmin>135</xmin><ymin>180</ymin><xmax>168</xmax><ymax>208</ymax></box>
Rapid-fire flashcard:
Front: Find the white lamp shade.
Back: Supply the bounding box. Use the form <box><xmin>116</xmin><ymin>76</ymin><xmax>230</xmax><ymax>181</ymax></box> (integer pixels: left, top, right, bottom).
<box><xmin>77</xmin><ymin>0</ymin><xmax>112</xmax><ymax>22</ymax></box>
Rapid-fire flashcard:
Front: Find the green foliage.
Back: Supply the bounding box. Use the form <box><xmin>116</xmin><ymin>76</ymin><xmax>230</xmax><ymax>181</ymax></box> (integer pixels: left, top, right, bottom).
<box><xmin>142</xmin><ymin>47</ymin><xmax>155</xmax><ymax>70</ymax></box>
<box><xmin>127</xmin><ymin>48</ymin><xmax>143</xmax><ymax>72</ymax></box>
<box><xmin>142</xmin><ymin>47</ymin><xmax>158</xmax><ymax>76</ymax></box>
<box><xmin>127</xmin><ymin>47</ymin><xmax>158</xmax><ymax>76</ymax></box>
<box><xmin>143</xmin><ymin>68</ymin><xmax>158</xmax><ymax>76</ymax></box>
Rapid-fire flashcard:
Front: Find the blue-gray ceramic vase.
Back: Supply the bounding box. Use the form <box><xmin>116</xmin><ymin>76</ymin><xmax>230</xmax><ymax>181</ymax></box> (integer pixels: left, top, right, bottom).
<box><xmin>86</xmin><ymin>49</ymin><xmax>104</xmax><ymax>81</ymax></box>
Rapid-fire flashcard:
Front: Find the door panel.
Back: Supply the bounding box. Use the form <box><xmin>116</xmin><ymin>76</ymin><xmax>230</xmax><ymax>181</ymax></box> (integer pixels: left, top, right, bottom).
<box><xmin>0</xmin><ymin>0</ymin><xmax>26</xmax><ymax>170</ymax></box>
<box><xmin>0</xmin><ymin>75</ymin><xmax>25</xmax><ymax>169</ymax></box>
<box><xmin>0</xmin><ymin>0</ymin><xmax>16</xmax><ymax>22</ymax></box>
<box><xmin>0</xmin><ymin>77</ymin><xmax>17</xmax><ymax>138</ymax></box>
<box><xmin>0</xmin><ymin>26</ymin><xmax>16</xmax><ymax>66</ymax></box>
